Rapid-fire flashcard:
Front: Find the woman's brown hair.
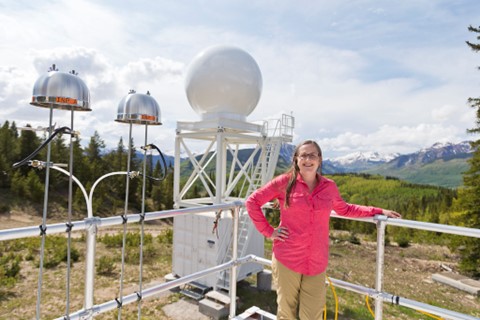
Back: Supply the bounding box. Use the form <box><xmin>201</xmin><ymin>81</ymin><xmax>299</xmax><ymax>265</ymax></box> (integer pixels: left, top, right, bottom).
<box><xmin>284</xmin><ymin>140</ymin><xmax>322</xmax><ymax>207</ymax></box>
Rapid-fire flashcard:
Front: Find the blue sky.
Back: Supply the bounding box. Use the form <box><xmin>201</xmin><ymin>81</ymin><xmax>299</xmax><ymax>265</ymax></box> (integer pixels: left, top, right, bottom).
<box><xmin>1</xmin><ymin>0</ymin><xmax>480</xmax><ymax>158</ymax></box>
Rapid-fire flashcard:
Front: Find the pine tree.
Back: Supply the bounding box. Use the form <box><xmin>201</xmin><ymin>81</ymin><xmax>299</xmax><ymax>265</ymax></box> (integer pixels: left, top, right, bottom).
<box><xmin>0</xmin><ymin>121</ymin><xmax>18</xmax><ymax>187</ymax></box>
<box><xmin>84</xmin><ymin>131</ymin><xmax>108</xmax><ymax>215</ymax></box>
<box><xmin>151</xmin><ymin>161</ymin><xmax>164</xmax><ymax>209</ymax></box>
<box><xmin>102</xmin><ymin>137</ymin><xmax>127</xmax><ymax>213</ymax></box>
<box><xmin>126</xmin><ymin>137</ymin><xmax>141</xmax><ymax>210</ymax></box>
<box><xmin>16</xmin><ymin>124</ymin><xmax>41</xmax><ymax>176</ymax></box>
<box><xmin>456</xmin><ymin>25</ymin><xmax>480</xmax><ymax>278</ymax></box>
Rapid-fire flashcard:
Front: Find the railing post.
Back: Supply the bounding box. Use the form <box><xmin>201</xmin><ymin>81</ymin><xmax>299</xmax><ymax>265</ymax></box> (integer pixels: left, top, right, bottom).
<box><xmin>229</xmin><ymin>204</ymin><xmax>240</xmax><ymax>319</ymax></box>
<box><xmin>375</xmin><ymin>215</ymin><xmax>387</xmax><ymax>320</ymax></box>
<box><xmin>84</xmin><ymin>217</ymin><xmax>101</xmax><ymax>318</ymax></box>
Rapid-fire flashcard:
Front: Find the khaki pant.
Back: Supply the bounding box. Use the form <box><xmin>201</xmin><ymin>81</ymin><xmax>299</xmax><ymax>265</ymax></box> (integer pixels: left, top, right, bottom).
<box><xmin>272</xmin><ymin>255</ymin><xmax>326</xmax><ymax>320</ymax></box>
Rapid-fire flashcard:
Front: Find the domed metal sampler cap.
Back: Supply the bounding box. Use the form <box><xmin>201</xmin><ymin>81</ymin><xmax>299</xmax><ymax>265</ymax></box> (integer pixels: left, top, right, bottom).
<box><xmin>115</xmin><ymin>90</ymin><xmax>162</xmax><ymax>125</ymax></box>
<box><xmin>30</xmin><ymin>64</ymin><xmax>91</xmax><ymax>111</ymax></box>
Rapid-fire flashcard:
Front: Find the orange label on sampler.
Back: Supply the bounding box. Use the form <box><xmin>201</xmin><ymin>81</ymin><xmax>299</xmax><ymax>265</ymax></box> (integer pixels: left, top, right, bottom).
<box><xmin>140</xmin><ymin>115</ymin><xmax>156</xmax><ymax>121</ymax></box>
<box><xmin>56</xmin><ymin>97</ymin><xmax>78</xmax><ymax>105</ymax></box>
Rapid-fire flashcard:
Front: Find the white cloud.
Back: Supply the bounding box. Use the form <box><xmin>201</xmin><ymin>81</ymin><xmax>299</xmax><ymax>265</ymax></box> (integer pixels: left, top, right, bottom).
<box><xmin>318</xmin><ymin>123</ymin><xmax>468</xmax><ymax>158</ymax></box>
<box><xmin>1</xmin><ymin>0</ymin><xmax>479</xmax><ymax>157</ymax></box>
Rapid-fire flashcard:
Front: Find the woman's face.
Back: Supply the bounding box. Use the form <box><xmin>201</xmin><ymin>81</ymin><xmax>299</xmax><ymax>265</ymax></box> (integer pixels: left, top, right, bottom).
<box><xmin>296</xmin><ymin>143</ymin><xmax>321</xmax><ymax>176</ymax></box>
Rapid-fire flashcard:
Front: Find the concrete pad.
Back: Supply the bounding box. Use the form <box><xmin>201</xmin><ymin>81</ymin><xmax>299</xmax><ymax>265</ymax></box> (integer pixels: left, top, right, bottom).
<box><xmin>257</xmin><ymin>270</ymin><xmax>272</xmax><ymax>291</ymax></box>
<box><xmin>199</xmin><ymin>297</ymin><xmax>229</xmax><ymax>319</ymax></box>
<box><xmin>205</xmin><ymin>290</ymin><xmax>231</xmax><ymax>305</ymax></box>
<box><xmin>164</xmin><ymin>273</ymin><xmax>181</xmax><ymax>292</ymax></box>
<box><xmin>432</xmin><ymin>272</ymin><xmax>480</xmax><ymax>296</ymax></box>
<box><xmin>162</xmin><ymin>298</ymin><xmax>210</xmax><ymax>320</ymax></box>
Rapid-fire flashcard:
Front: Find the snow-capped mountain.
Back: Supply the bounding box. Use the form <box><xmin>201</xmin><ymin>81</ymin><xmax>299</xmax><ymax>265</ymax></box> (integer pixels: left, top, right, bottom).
<box><xmin>388</xmin><ymin>141</ymin><xmax>473</xmax><ymax>168</ymax></box>
<box><xmin>329</xmin><ymin>151</ymin><xmax>398</xmax><ymax>165</ymax></box>
<box><xmin>321</xmin><ymin>151</ymin><xmax>399</xmax><ymax>173</ymax></box>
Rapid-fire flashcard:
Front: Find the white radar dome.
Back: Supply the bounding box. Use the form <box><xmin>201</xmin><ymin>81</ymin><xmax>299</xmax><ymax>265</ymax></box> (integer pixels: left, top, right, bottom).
<box><xmin>185</xmin><ymin>45</ymin><xmax>263</xmax><ymax>121</ymax></box>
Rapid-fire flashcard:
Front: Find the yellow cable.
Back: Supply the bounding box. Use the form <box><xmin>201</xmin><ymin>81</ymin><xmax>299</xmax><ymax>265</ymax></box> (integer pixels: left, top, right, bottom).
<box><xmin>366</xmin><ymin>295</ymin><xmax>443</xmax><ymax>320</ymax></box>
<box><xmin>366</xmin><ymin>295</ymin><xmax>375</xmax><ymax>318</ymax></box>
<box><xmin>418</xmin><ymin>310</ymin><xmax>444</xmax><ymax>320</ymax></box>
<box><xmin>326</xmin><ymin>275</ymin><xmax>443</xmax><ymax>320</ymax></box>
<box><xmin>326</xmin><ymin>275</ymin><xmax>339</xmax><ymax>320</ymax></box>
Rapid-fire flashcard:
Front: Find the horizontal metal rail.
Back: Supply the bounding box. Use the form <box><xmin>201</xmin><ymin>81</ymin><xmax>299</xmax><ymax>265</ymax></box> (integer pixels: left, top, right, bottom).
<box><xmin>60</xmin><ymin>258</ymin><xmax>243</xmax><ymax>320</ymax></box>
<box><xmin>0</xmin><ymin>202</ymin><xmax>242</xmax><ymax>242</ymax></box>
<box><xmin>331</xmin><ymin>212</ymin><xmax>480</xmax><ymax>238</ymax></box>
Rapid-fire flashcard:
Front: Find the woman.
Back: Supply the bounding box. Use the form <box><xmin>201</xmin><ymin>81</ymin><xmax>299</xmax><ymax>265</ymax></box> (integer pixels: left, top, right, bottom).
<box><xmin>245</xmin><ymin>140</ymin><xmax>401</xmax><ymax>319</ymax></box>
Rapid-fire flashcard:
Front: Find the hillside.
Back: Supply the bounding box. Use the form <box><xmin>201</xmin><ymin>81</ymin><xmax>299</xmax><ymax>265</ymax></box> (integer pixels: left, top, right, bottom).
<box><xmin>365</xmin><ymin>157</ymin><xmax>469</xmax><ymax>188</ymax></box>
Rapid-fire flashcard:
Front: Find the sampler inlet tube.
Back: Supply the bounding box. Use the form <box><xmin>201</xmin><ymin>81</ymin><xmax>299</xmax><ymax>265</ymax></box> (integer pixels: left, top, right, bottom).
<box><xmin>30</xmin><ymin>65</ymin><xmax>91</xmax><ymax>319</ymax></box>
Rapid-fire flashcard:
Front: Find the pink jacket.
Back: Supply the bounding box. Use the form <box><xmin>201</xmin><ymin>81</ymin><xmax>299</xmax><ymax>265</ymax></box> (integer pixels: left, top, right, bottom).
<box><xmin>245</xmin><ymin>172</ymin><xmax>383</xmax><ymax>276</ymax></box>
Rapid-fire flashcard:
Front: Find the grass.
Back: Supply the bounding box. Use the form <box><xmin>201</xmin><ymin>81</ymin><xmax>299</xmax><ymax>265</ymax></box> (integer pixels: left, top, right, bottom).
<box><xmin>0</xmin><ymin>226</ymin><xmax>479</xmax><ymax>319</ymax></box>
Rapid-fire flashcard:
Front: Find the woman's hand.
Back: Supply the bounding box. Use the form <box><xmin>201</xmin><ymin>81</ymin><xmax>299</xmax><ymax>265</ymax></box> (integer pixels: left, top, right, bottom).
<box><xmin>382</xmin><ymin>209</ymin><xmax>402</xmax><ymax>219</ymax></box>
<box><xmin>270</xmin><ymin>226</ymin><xmax>289</xmax><ymax>241</ymax></box>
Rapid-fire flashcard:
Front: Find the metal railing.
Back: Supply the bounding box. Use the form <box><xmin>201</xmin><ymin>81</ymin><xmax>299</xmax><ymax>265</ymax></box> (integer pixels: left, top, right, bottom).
<box><xmin>0</xmin><ymin>202</ymin><xmax>479</xmax><ymax>319</ymax></box>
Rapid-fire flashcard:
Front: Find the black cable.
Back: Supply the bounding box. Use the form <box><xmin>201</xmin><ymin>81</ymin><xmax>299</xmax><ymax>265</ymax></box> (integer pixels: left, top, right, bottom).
<box><xmin>12</xmin><ymin>126</ymin><xmax>72</xmax><ymax>169</ymax></box>
<box><xmin>142</xmin><ymin>143</ymin><xmax>168</xmax><ymax>182</ymax></box>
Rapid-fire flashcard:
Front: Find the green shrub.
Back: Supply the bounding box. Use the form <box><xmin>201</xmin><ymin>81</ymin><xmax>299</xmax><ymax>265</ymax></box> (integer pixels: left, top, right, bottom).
<box><xmin>0</xmin><ymin>252</ymin><xmax>21</xmax><ymax>287</ymax></box>
<box><xmin>0</xmin><ymin>204</ymin><xmax>9</xmax><ymax>213</ymax></box>
<box><xmin>394</xmin><ymin>232</ymin><xmax>411</xmax><ymax>248</ymax></box>
<box><xmin>99</xmin><ymin>232</ymin><xmax>153</xmax><ymax>248</ymax></box>
<box><xmin>347</xmin><ymin>232</ymin><xmax>361</xmax><ymax>245</ymax></box>
<box><xmin>99</xmin><ymin>233</ymin><xmax>123</xmax><ymax>248</ymax></box>
<box><xmin>38</xmin><ymin>236</ymin><xmax>80</xmax><ymax>269</ymax></box>
<box><xmin>157</xmin><ymin>229</ymin><xmax>173</xmax><ymax>244</ymax></box>
<box><xmin>97</xmin><ymin>256</ymin><xmax>116</xmax><ymax>276</ymax></box>
<box><xmin>142</xmin><ymin>243</ymin><xmax>158</xmax><ymax>262</ymax></box>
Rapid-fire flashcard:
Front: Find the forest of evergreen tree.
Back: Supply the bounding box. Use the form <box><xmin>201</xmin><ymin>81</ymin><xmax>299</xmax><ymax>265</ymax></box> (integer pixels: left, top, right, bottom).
<box><xmin>0</xmin><ymin>121</ymin><xmax>174</xmax><ymax>217</ymax></box>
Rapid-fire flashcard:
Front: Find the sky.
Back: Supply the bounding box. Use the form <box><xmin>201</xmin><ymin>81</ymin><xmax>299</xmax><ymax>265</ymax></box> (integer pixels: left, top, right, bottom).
<box><xmin>1</xmin><ymin>0</ymin><xmax>480</xmax><ymax>159</ymax></box>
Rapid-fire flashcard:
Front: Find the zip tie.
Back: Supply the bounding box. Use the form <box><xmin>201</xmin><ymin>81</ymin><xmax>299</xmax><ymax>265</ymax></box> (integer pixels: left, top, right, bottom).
<box><xmin>65</xmin><ymin>222</ymin><xmax>74</xmax><ymax>232</ymax></box>
<box><xmin>139</xmin><ymin>213</ymin><xmax>145</xmax><ymax>222</ymax></box>
<box><xmin>115</xmin><ymin>298</ymin><xmax>122</xmax><ymax>308</ymax></box>
<box><xmin>39</xmin><ymin>224</ymin><xmax>47</xmax><ymax>236</ymax></box>
<box><xmin>136</xmin><ymin>292</ymin><xmax>142</xmax><ymax>301</ymax></box>
<box><xmin>390</xmin><ymin>294</ymin><xmax>400</xmax><ymax>305</ymax></box>
<box><xmin>121</xmin><ymin>215</ymin><xmax>128</xmax><ymax>224</ymax></box>
<box><xmin>129</xmin><ymin>171</ymin><xmax>140</xmax><ymax>179</ymax></box>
